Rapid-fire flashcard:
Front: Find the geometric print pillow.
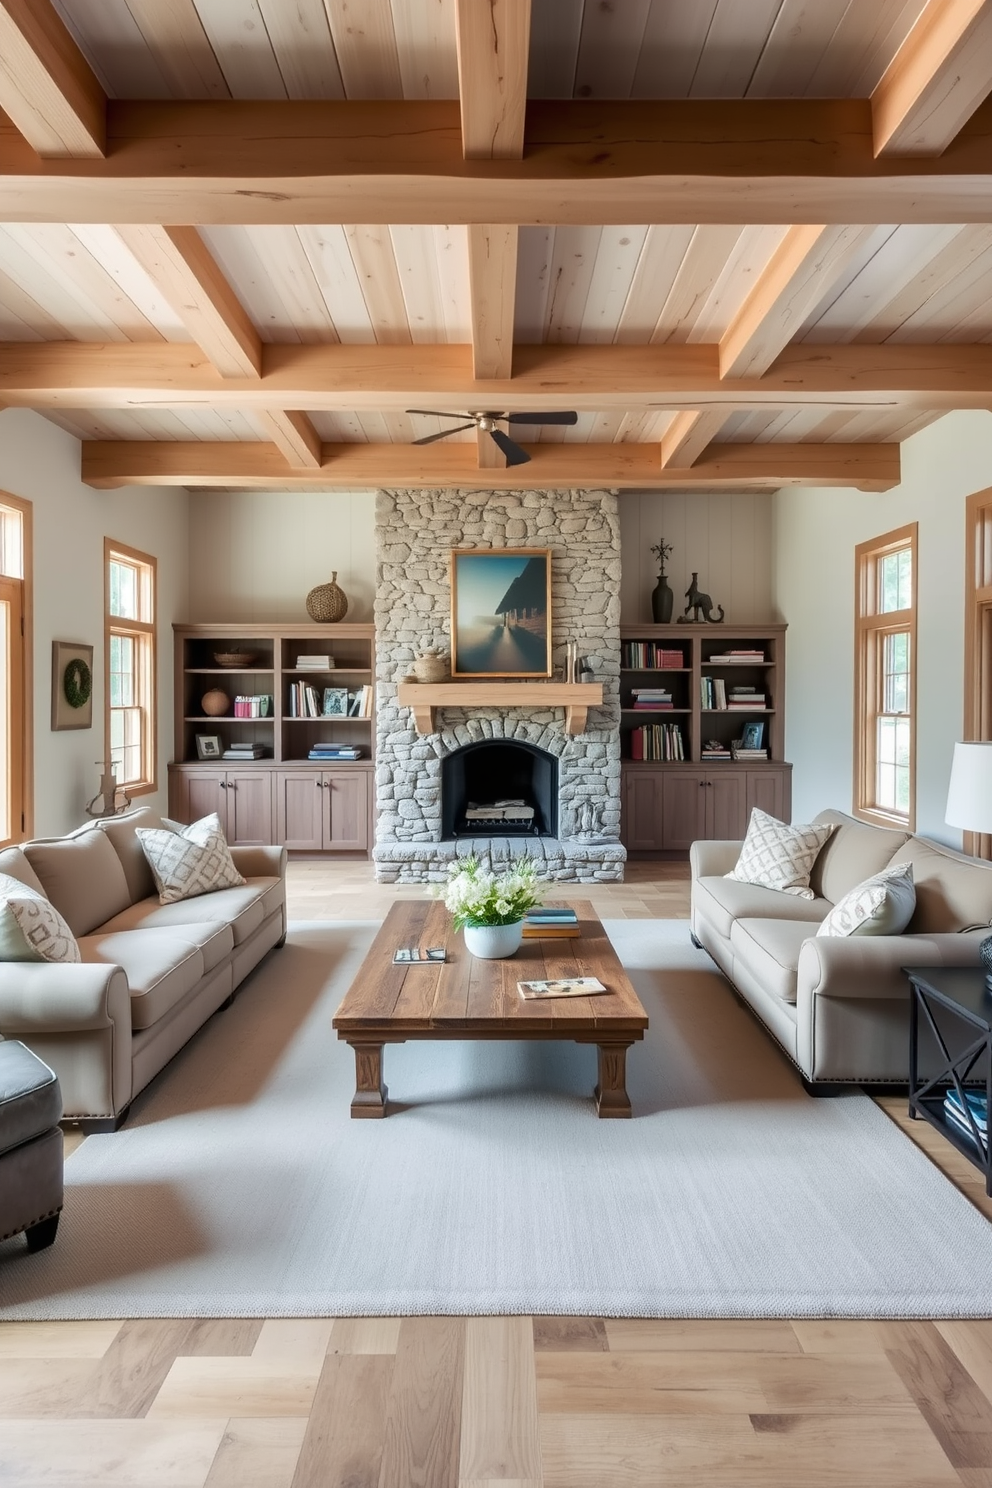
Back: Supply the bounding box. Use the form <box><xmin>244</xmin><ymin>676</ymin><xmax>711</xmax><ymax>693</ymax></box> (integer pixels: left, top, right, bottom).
<box><xmin>136</xmin><ymin>813</ymin><xmax>246</xmax><ymax>905</ymax></box>
<box><xmin>816</xmin><ymin>861</ymin><xmax>916</xmax><ymax>939</ymax></box>
<box><xmin>726</xmin><ymin>808</ymin><xmax>834</xmax><ymax>900</ymax></box>
<box><xmin>0</xmin><ymin>870</ymin><xmax>81</xmax><ymax>962</ymax></box>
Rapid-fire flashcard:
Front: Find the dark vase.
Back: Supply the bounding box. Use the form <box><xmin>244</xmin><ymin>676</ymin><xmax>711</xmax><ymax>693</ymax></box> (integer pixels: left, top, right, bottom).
<box><xmin>651</xmin><ymin>575</ymin><xmax>674</xmax><ymax>623</ymax></box>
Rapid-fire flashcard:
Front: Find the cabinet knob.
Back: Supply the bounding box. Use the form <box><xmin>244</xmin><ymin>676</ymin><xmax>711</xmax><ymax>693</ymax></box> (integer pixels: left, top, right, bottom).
<box><xmin>220</xmin><ymin>780</ymin><xmax>227</xmax><ymax>789</ymax></box>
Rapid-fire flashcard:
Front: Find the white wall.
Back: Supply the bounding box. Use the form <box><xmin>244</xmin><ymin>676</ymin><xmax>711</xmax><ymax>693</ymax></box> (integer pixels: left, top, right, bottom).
<box><xmin>186</xmin><ymin>489</ymin><xmax>376</xmax><ymax>623</ymax></box>
<box><xmin>619</xmin><ymin>490</ymin><xmax>774</xmax><ymax>624</ymax></box>
<box><xmin>0</xmin><ymin>409</ymin><xmax>189</xmax><ymax>836</ymax></box>
<box><xmin>774</xmin><ymin>410</ymin><xmax>992</xmax><ymax>845</ymax></box>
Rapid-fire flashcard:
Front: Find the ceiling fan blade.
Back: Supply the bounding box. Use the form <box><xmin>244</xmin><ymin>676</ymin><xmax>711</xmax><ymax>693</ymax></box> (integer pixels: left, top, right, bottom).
<box><xmin>506</xmin><ymin>411</ymin><xmax>578</xmax><ymax>426</ymax></box>
<box><xmin>490</xmin><ymin>427</ymin><xmax>531</xmax><ymax>466</ymax></box>
<box><xmin>412</xmin><ymin>423</ymin><xmax>477</xmax><ymax>445</ymax></box>
<box><xmin>405</xmin><ymin>409</ymin><xmax>468</xmax><ymax>420</ymax></box>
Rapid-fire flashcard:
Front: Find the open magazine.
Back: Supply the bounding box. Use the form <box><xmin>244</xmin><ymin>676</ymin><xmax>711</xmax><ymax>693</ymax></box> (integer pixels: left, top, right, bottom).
<box><xmin>517</xmin><ymin>977</ymin><xmax>607</xmax><ymax>1000</ymax></box>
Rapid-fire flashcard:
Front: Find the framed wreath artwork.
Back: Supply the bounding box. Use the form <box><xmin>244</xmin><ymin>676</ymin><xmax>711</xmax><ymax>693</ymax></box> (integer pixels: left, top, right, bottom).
<box><xmin>52</xmin><ymin>641</ymin><xmax>94</xmax><ymax>731</ymax></box>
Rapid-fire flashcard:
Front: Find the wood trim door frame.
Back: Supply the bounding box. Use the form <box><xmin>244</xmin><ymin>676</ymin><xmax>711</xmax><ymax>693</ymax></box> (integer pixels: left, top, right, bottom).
<box><xmin>964</xmin><ymin>486</ymin><xmax>992</xmax><ymax>858</ymax></box>
<box><xmin>0</xmin><ymin>491</ymin><xmax>33</xmax><ymax>842</ymax></box>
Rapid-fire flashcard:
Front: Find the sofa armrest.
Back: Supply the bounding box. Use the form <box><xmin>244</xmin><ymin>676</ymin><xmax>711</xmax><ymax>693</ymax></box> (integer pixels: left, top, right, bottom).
<box><xmin>0</xmin><ymin>962</ymin><xmax>131</xmax><ymax>1033</ymax></box>
<box><xmin>690</xmin><ymin>839</ymin><xmax>742</xmax><ymax>880</ymax></box>
<box><xmin>231</xmin><ymin>845</ymin><xmax>287</xmax><ymax>880</ymax></box>
<box><xmin>797</xmin><ymin>930</ymin><xmax>985</xmax><ymax>1004</ymax></box>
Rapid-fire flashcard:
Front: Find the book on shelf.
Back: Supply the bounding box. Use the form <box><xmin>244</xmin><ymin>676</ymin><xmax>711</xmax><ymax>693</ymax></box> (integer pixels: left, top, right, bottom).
<box><xmin>707</xmin><ymin>650</ymin><xmax>765</xmax><ymax>663</ymax></box>
<box><xmin>232</xmin><ymin>694</ymin><xmax>272</xmax><ymax>718</ymax></box>
<box><xmin>630</xmin><ymin>721</ymin><xmax>684</xmax><ymax>761</ymax></box>
<box><xmin>308</xmin><ymin>746</ymin><xmax>362</xmax><ymax>760</ymax></box>
<box><xmin>296</xmin><ymin>655</ymin><xmax>332</xmax><ymax>669</ymax></box>
<box><xmin>517</xmin><ymin>976</ymin><xmax>607</xmax><ymax>1000</ymax></box>
<box><xmin>730</xmin><ymin>746</ymin><xmax>769</xmax><ymax>760</ymax></box>
<box><xmin>223</xmin><ymin>745</ymin><xmax>269</xmax><ymax>759</ymax></box>
<box><xmin>622</xmin><ymin>641</ymin><xmax>686</xmax><ymax>669</ymax></box>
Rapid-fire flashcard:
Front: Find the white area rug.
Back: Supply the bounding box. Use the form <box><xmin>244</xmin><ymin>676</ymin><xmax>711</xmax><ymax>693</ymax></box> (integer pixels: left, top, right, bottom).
<box><xmin>3</xmin><ymin>919</ymin><xmax>992</xmax><ymax>1319</ymax></box>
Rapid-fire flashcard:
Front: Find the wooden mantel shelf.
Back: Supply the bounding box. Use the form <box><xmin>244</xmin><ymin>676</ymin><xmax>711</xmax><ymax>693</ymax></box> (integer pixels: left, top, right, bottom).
<box><xmin>396</xmin><ymin>681</ymin><xmax>604</xmax><ymax>737</ymax></box>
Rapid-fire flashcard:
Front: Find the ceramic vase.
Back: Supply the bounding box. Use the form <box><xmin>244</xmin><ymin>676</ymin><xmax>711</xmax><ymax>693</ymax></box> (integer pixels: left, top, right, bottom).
<box><xmin>651</xmin><ymin>575</ymin><xmax>674</xmax><ymax>623</ymax></box>
<box><xmin>201</xmin><ymin>688</ymin><xmax>230</xmax><ymax>716</ymax></box>
<box><xmin>463</xmin><ymin>921</ymin><xmax>524</xmax><ymax>959</ymax></box>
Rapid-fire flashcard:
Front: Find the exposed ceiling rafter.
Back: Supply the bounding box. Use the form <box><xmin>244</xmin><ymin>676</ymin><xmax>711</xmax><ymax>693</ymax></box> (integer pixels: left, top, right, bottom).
<box><xmin>872</xmin><ymin>0</ymin><xmax>992</xmax><ymax>156</ymax></box>
<box><xmin>0</xmin><ymin>0</ymin><xmax>105</xmax><ymax>158</ymax></box>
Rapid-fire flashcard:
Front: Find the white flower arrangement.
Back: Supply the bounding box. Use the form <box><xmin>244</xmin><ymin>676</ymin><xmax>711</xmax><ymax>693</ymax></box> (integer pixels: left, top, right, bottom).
<box><xmin>438</xmin><ymin>856</ymin><xmax>542</xmax><ymax>931</ymax></box>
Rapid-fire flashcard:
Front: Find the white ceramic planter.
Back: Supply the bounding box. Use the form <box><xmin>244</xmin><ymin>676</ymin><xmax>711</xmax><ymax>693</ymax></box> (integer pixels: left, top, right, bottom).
<box><xmin>463</xmin><ymin>921</ymin><xmax>524</xmax><ymax>959</ymax></box>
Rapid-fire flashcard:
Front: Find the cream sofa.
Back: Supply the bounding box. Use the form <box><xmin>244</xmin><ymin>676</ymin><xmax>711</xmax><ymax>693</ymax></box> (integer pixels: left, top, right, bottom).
<box><xmin>0</xmin><ymin>808</ymin><xmax>286</xmax><ymax>1127</ymax></box>
<box><xmin>690</xmin><ymin>809</ymin><xmax>992</xmax><ymax>1085</ymax></box>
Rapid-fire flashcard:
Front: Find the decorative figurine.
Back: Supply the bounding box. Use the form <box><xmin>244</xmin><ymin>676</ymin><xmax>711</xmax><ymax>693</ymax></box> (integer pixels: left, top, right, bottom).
<box><xmin>678</xmin><ymin>572</ymin><xmax>725</xmax><ymax>624</ymax></box>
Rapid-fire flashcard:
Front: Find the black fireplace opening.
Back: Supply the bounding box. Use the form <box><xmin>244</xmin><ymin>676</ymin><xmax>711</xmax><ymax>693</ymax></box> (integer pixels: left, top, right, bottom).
<box><xmin>441</xmin><ymin>740</ymin><xmax>558</xmax><ymax>839</ymax></box>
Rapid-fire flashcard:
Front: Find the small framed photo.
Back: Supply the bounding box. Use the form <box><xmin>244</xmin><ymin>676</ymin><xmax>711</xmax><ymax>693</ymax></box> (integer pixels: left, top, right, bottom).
<box><xmin>195</xmin><ymin>734</ymin><xmax>222</xmax><ymax>759</ymax></box>
<box><xmin>741</xmin><ymin>721</ymin><xmax>765</xmax><ymax>750</ymax></box>
<box><xmin>51</xmin><ymin>640</ymin><xmax>94</xmax><ymax>731</ymax></box>
<box><xmin>450</xmin><ymin>547</ymin><xmax>552</xmax><ymax>677</ymax></box>
<box><xmin>322</xmin><ymin>686</ymin><xmax>349</xmax><ymax>716</ymax></box>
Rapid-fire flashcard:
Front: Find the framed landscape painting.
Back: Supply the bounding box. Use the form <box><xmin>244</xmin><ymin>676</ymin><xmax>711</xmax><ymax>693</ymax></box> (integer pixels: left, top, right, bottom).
<box><xmin>450</xmin><ymin>548</ymin><xmax>552</xmax><ymax>678</ymax></box>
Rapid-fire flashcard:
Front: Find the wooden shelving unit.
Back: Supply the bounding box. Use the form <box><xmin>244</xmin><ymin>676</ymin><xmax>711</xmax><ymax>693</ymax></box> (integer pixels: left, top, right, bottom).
<box><xmin>170</xmin><ymin>622</ymin><xmax>376</xmax><ymax>856</ymax></box>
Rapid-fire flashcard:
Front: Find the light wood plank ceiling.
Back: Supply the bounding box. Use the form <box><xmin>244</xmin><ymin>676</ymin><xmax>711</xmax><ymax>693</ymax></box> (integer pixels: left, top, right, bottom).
<box><xmin>0</xmin><ymin>0</ymin><xmax>991</xmax><ymax>489</ymax></box>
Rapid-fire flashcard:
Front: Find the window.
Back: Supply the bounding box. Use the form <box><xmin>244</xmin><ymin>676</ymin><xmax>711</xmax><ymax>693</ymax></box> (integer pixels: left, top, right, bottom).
<box><xmin>854</xmin><ymin>523</ymin><xmax>917</xmax><ymax>828</ymax></box>
<box><xmin>0</xmin><ymin>495</ymin><xmax>30</xmax><ymax>847</ymax></box>
<box><xmin>105</xmin><ymin>540</ymin><xmax>157</xmax><ymax>794</ymax></box>
<box><xmin>964</xmin><ymin>487</ymin><xmax>992</xmax><ymax>858</ymax></box>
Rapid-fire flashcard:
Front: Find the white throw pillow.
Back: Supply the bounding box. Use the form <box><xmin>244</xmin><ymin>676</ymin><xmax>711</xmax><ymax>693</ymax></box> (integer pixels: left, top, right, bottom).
<box><xmin>726</xmin><ymin>808</ymin><xmax>834</xmax><ymax>900</ymax></box>
<box><xmin>0</xmin><ymin>870</ymin><xmax>81</xmax><ymax>963</ymax></box>
<box><xmin>816</xmin><ymin>862</ymin><xmax>916</xmax><ymax>939</ymax></box>
<box><xmin>136</xmin><ymin>813</ymin><xmax>246</xmax><ymax>905</ymax></box>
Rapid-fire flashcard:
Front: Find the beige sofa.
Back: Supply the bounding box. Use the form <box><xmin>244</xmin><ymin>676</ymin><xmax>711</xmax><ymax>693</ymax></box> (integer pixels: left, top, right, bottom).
<box><xmin>0</xmin><ymin>808</ymin><xmax>286</xmax><ymax>1127</ymax></box>
<box><xmin>690</xmin><ymin>809</ymin><xmax>992</xmax><ymax>1085</ymax></box>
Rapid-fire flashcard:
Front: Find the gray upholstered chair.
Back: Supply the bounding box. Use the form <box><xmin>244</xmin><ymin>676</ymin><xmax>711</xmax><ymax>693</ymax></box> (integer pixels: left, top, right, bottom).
<box><xmin>0</xmin><ymin>1037</ymin><xmax>63</xmax><ymax>1253</ymax></box>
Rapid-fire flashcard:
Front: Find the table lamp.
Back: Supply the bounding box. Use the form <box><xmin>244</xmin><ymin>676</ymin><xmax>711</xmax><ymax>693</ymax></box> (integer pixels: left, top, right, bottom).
<box><xmin>945</xmin><ymin>741</ymin><xmax>992</xmax><ymax>987</ymax></box>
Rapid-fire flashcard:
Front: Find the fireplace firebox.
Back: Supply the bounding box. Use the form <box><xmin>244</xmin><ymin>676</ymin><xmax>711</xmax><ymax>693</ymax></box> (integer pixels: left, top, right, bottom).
<box><xmin>440</xmin><ymin>740</ymin><xmax>558</xmax><ymax>839</ymax></box>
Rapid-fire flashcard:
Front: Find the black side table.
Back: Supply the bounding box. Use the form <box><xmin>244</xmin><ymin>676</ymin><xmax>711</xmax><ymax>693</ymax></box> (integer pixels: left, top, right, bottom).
<box><xmin>905</xmin><ymin>966</ymin><xmax>992</xmax><ymax>1195</ymax></box>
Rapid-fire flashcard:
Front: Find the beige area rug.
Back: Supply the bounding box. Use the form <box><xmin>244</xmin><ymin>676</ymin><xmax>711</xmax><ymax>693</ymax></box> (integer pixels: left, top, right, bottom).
<box><xmin>2</xmin><ymin>919</ymin><xmax>992</xmax><ymax>1319</ymax></box>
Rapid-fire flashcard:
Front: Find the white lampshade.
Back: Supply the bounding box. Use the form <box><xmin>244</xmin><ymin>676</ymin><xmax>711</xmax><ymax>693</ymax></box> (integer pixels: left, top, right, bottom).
<box><xmin>945</xmin><ymin>741</ymin><xmax>992</xmax><ymax>833</ymax></box>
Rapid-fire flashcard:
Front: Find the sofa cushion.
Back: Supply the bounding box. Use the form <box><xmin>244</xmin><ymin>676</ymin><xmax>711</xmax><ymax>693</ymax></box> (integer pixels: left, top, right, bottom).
<box><xmin>137</xmin><ymin>813</ymin><xmax>246</xmax><ymax>905</ymax></box>
<box><xmin>97</xmin><ymin>879</ymin><xmax>278</xmax><ymax>947</ymax></box>
<box><xmin>816</xmin><ymin>862</ymin><xmax>916</xmax><ymax>939</ymax></box>
<box><xmin>0</xmin><ymin>872</ymin><xmax>80</xmax><ymax>963</ymax></box>
<box><xmin>97</xmin><ymin>808</ymin><xmax>160</xmax><ymax>905</ymax></box>
<box><xmin>0</xmin><ymin>847</ymin><xmax>46</xmax><ymax>897</ymax></box>
<box><xmin>727</xmin><ymin>809</ymin><xmax>834</xmax><ymax>899</ymax></box>
<box><xmin>808</xmin><ymin>809</ymin><xmax>909</xmax><ymax>904</ymax></box>
<box><xmin>93</xmin><ymin>902</ymin><xmax>235</xmax><ymax>971</ymax></box>
<box><xmin>694</xmin><ymin>874</ymin><xmax>832</xmax><ymax>941</ymax></box>
<box><xmin>730</xmin><ymin>918</ymin><xmax>821</xmax><ymax>1004</ymax></box>
<box><xmin>77</xmin><ymin>928</ymin><xmax>206</xmax><ymax>1030</ymax></box>
<box><xmin>23</xmin><ymin>829</ymin><xmax>132</xmax><ymax>938</ymax></box>
<box><xmin>887</xmin><ymin>836</ymin><xmax>992</xmax><ymax>934</ymax></box>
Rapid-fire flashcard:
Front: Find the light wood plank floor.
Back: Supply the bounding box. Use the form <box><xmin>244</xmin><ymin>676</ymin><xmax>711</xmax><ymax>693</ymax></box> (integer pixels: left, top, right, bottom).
<box><xmin>3</xmin><ymin>859</ymin><xmax>991</xmax><ymax>1488</ymax></box>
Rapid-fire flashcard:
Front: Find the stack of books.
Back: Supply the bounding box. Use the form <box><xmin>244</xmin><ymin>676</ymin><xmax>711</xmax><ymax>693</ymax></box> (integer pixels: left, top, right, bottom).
<box><xmin>727</xmin><ymin>685</ymin><xmax>767</xmax><ymax>709</ymax></box>
<box><xmin>706</xmin><ymin>649</ymin><xmax>765</xmax><ymax>664</ymax></box>
<box><xmin>308</xmin><ymin>742</ymin><xmax>363</xmax><ymax>761</ymax></box>
<box><xmin>701</xmin><ymin>741</ymin><xmax>732</xmax><ymax>760</ymax></box>
<box><xmin>522</xmin><ymin>906</ymin><xmax>580</xmax><ymax>939</ymax></box>
<box><xmin>296</xmin><ymin>655</ymin><xmax>333</xmax><ymax>670</ymax></box>
<box><xmin>631</xmin><ymin>688</ymin><xmax>673</xmax><ymax>710</ymax></box>
<box><xmin>943</xmin><ymin>1088</ymin><xmax>988</xmax><ymax>1147</ymax></box>
<box><xmin>223</xmin><ymin>742</ymin><xmax>270</xmax><ymax>760</ymax></box>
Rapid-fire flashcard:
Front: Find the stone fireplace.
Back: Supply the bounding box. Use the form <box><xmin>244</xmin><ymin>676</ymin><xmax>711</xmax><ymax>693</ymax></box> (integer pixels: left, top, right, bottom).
<box><xmin>372</xmin><ymin>487</ymin><xmax>625</xmax><ymax>883</ymax></box>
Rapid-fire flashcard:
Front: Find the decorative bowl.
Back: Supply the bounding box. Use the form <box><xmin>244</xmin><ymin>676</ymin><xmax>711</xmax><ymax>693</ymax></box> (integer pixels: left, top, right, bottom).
<box><xmin>214</xmin><ymin>651</ymin><xmax>257</xmax><ymax>668</ymax></box>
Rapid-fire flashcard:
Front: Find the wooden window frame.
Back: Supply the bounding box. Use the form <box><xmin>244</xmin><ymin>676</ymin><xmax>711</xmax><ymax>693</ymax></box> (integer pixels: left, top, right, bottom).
<box><xmin>854</xmin><ymin>522</ymin><xmax>918</xmax><ymax>831</ymax></box>
<box><xmin>0</xmin><ymin>492</ymin><xmax>32</xmax><ymax>845</ymax></box>
<box><xmin>964</xmin><ymin>487</ymin><xmax>992</xmax><ymax>859</ymax></box>
<box><xmin>104</xmin><ymin>538</ymin><xmax>157</xmax><ymax>796</ymax></box>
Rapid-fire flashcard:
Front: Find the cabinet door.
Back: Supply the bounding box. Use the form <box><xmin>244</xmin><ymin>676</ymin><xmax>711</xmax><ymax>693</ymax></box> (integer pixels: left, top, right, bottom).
<box><xmin>622</xmin><ymin>771</ymin><xmax>665</xmax><ymax>851</ymax></box>
<box><xmin>274</xmin><ymin>770</ymin><xmax>325</xmax><ymax>851</ymax></box>
<box><xmin>324</xmin><ymin>770</ymin><xmax>369</xmax><ymax>851</ymax></box>
<box><xmin>706</xmin><ymin>771</ymin><xmax>747</xmax><ymax>840</ymax></box>
<box><xmin>660</xmin><ymin>771</ymin><xmax>707</xmax><ymax>850</ymax></box>
<box><xmin>224</xmin><ymin>771</ymin><xmax>273</xmax><ymax>846</ymax></box>
<box><xmin>179</xmin><ymin>769</ymin><xmax>228</xmax><ymax>829</ymax></box>
<box><xmin>746</xmin><ymin>769</ymin><xmax>790</xmax><ymax>824</ymax></box>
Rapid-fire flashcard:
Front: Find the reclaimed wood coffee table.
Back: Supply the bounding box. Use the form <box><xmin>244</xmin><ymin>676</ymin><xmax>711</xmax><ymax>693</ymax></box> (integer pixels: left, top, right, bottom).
<box><xmin>332</xmin><ymin>899</ymin><xmax>648</xmax><ymax>1119</ymax></box>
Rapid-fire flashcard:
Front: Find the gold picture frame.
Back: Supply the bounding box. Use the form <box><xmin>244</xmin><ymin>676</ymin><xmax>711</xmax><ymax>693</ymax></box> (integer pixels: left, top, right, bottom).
<box><xmin>51</xmin><ymin>640</ymin><xmax>94</xmax><ymax>731</ymax></box>
<box><xmin>450</xmin><ymin>548</ymin><xmax>552</xmax><ymax>678</ymax></box>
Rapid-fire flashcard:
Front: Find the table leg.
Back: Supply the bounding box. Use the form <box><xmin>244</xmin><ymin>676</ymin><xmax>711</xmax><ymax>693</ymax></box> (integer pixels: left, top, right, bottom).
<box><xmin>594</xmin><ymin>1042</ymin><xmax>634</xmax><ymax>1118</ymax></box>
<box><xmin>350</xmin><ymin>1042</ymin><xmax>388</xmax><ymax>1118</ymax></box>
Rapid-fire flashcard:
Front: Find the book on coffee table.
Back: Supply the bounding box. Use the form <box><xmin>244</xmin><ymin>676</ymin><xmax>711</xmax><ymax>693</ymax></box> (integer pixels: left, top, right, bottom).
<box><xmin>517</xmin><ymin>976</ymin><xmax>607</xmax><ymax>1000</ymax></box>
<box><xmin>393</xmin><ymin>947</ymin><xmax>446</xmax><ymax>963</ymax></box>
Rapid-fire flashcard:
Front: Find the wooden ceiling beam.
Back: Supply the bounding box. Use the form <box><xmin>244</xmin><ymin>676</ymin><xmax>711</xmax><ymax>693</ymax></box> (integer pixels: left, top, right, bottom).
<box><xmin>252</xmin><ymin>409</ymin><xmax>322</xmax><ymax>468</ymax></box>
<box><xmin>455</xmin><ymin>0</ymin><xmax>530</xmax><ymax>161</ymax></box>
<box><xmin>3</xmin><ymin>342</ymin><xmax>992</xmax><ymax>412</ymax></box>
<box><xmin>80</xmin><ymin>441</ymin><xmax>899</xmax><ymax>494</ymax></box>
<box><xmin>0</xmin><ymin>0</ymin><xmax>105</xmax><ymax>158</ymax></box>
<box><xmin>720</xmin><ymin>225</ymin><xmax>878</xmax><ymax>379</ymax></box>
<box><xmin>4</xmin><ymin>99</ymin><xmax>992</xmax><ymax>223</ymax></box>
<box><xmin>873</xmin><ymin>0</ymin><xmax>992</xmax><ymax>156</ymax></box>
<box><xmin>114</xmin><ymin>225</ymin><xmax>261</xmax><ymax>379</ymax></box>
<box><xmin>467</xmin><ymin>224</ymin><xmax>519</xmax><ymax>381</ymax></box>
<box><xmin>660</xmin><ymin>410</ymin><xmax>730</xmax><ymax>468</ymax></box>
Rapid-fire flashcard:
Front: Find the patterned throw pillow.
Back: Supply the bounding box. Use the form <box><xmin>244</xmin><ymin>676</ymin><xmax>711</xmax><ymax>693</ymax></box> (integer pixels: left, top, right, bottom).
<box><xmin>0</xmin><ymin>870</ymin><xmax>81</xmax><ymax>963</ymax></box>
<box><xmin>136</xmin><ymin>813</ymin><xmax>246</xmax><ymax>905</ymax></box>
<box><xmin>816</xmin><ymin>862</ymin><xmax>916</xmax><ymax>938</ymax></box>
<box><xmin>726</xmin><ymin>808</ymin><xmax>834</xmax><ymax>900</ymax></box>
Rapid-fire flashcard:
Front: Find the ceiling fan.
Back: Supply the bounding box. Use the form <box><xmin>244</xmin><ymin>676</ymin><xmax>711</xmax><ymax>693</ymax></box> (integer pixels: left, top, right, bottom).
<box><xmin>405</xmin><ymin>409</ymin><xmax>578</xmax><ymax>466</ymax></box>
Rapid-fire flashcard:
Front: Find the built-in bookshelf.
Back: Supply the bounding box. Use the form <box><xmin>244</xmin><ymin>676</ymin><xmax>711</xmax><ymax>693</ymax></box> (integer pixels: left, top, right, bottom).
<box><xmin>618</xmin><ymin>623</ymin><xmax>791</xmax><ymax>853</ymax></box>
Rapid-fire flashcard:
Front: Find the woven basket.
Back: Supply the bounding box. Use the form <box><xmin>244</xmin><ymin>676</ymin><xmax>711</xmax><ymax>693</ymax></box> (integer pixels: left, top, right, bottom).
<box><xmin>306</xmin><ymin>572</ymin><xmax>349</xmax><ymax>623</ymax></box>
<box><xmin>413</xmin><ymin>654</ymin><xmax>449</xmax><ymax>683</ymax></box>
<box><xmin>214</xmin><ymin>651</ymin><xmax>257</xmax><ymax>668</ymax></box>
